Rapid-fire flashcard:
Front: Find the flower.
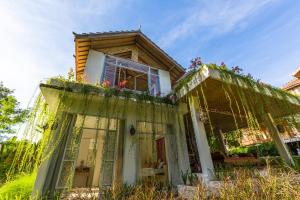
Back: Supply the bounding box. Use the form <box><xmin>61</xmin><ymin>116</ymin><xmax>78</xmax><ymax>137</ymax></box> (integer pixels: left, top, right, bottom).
<box><xmin>231</xmin><ymin>66</ymin><xmax>243</xmax><ymax>74</ymax></box>
<box><xmin>189</xmin><ymin>57</ymin><xmax>202</xmax><ymax>70</ymax></box>
<box><xmin>117</xmin><ymin>80</ymin><xmax>128</xmax><ymax>88</ymax></box>
<box><xmin>102</xmin><ymin>80</ymin><xmax>111</xmax><ymax>88</ymax></box>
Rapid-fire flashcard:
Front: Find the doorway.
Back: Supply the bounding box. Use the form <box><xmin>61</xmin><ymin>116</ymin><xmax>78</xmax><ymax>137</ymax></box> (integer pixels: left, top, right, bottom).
<box><xmin>137</xmin><ymin>122</ymin><xmax>168</xmax><ymax>183</ymax></box>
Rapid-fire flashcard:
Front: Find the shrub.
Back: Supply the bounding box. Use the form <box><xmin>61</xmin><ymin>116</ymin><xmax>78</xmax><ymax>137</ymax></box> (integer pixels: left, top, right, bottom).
<box><xmin>0</xmin><ymin>173</ymin><xmax>36</xmax><ymax>200</ymax></box>
<box><xmin>229</xmin><ymin>142</ymin><xmax>279</xmax><ymax>157</ymax></box>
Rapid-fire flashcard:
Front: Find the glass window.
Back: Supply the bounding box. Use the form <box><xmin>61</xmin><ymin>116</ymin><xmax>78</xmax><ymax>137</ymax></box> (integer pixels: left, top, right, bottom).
<box><xmin>83</xmin><ymin>116</ymin><xmax>98</xmax><ymax>128</ymax></box>
<box><xmin>75</xmin><ymin>115</ymin><xmax>109</xmax><ymax>130</ymax></box>
<box><xmin>150</xmin><ymin>68</ymin><xmax>158</xmax><ymax>75</ymax></box>
<box><xmin>109</xmin><ymin>119</ymin><xmax>117</xmax><ymax>130</ymax></box>
<box><xmin>98</xmin><ymin>118</ymin><xmax>108</xmax><ymax>129</ymax></box>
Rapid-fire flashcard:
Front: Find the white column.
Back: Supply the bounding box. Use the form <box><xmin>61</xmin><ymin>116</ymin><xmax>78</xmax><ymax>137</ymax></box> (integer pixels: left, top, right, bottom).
<box><xmin>263</xmin><ymin>113</ymin><xmax>295</xmax><ymax>166</ymax></box>
<box><xmin>175</xmin><ymin>114</ymin><xmax>191</xmax><ymax>173</ymax></box>
<box><xmin>188</xmin><ymin>96</ymin><xmax>215</xmax><ymax>181</ymax></box>
<box><xmin>122</xmin><ymin>105</ymin><xmax>138</xmax><ymax>184</ymax></box>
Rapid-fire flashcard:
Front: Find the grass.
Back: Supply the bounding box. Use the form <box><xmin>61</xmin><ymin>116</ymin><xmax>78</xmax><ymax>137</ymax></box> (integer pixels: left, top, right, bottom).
<box><xmin>0</xmin><ymin>166</ymin><xmax>299</xmax><ymax>199</ymax></box>
<box><xmin>0</xmin><ymin>173</ymin><xmax>36</xmax><ymax>200</ymax></box>
<box><xmin>101</xmin><ymin>166</ymin><xmax>300</xmax><ymax>200</ymax></box>
<box><xmin>216</xmin><ymin>167</ymin><xmax>300</xmax><ymax>200</ymax></box>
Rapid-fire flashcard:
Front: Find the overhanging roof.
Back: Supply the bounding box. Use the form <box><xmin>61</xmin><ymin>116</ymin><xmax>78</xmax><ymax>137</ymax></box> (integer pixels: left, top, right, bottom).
<box><xmin>176</xmin><ymin>66</ymin><xmax>300</xmax><ymax>132</ymax></box>
<box><xmin>74</xmin><ymin>30</ymin><xmax>185</xmax><ymax>83</ymax></box>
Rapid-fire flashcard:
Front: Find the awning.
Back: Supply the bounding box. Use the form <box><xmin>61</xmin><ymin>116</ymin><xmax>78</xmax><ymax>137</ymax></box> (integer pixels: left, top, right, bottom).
<box><xmin>176</xmin><ymin>65</ymin><xmax>300</xmax><ymax>132</ymax></box>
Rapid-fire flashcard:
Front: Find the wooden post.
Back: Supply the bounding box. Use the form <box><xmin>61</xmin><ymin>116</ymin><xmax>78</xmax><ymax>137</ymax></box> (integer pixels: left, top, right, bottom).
<box><xmin>188</xmin><ymin>96</ymin><xmax>215</xmax><ymax>181</ymax></box>
<box><xmin>263</xmin><ymin>113</ymin><xmax>295</xmax><ymax>166</ymax></box>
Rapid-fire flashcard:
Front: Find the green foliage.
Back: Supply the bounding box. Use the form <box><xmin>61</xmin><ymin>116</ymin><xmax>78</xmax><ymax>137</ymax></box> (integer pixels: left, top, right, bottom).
<box><xmin>207</xmin><ymin>134</ymin><xmax>220</xmax><ymax>152</ymax></box>
<box><xmin>0</xmin><ymin>137</ymin><xmax>38</xmax><ymax>184</ymax></box>
<box><xmin>229</xmin><ymin>142</ymin><xmax>279</xmax><ymax>157</ymax></box>
<box><xmin>0</xmin><ymin>82</ymin><xmax>28</xmax><ymax>135</ymax></box>
<box><xmin>180</xmin><ymin>170</ymin><xmax>188</xmax><ymax>185</ymax></box>
<box><xmin>180</xmin><ymin>170</ymin><xmax>197</xmax><ymax>185</ymax></box>
<box><xmin>46</xmin><ymin>77</ymin><xmax>176</xmax><ymax>105</ymax></box>
<box><xmin>224</xmin><ymin>130</ymin><xmax>242</xmax><ymax>148</ymax></box>
<box><xmin>293</xmin><ymin>156</ymin><xmax>300</xmax><ymax>171</ymax></box>
<box><xmin>0</xmin><ymin>173</ymin><xmax>36</xmax><ymax>199</ymax></box>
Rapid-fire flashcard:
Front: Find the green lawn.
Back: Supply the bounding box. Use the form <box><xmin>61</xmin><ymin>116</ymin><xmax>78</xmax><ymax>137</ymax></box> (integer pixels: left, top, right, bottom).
<box><xmin>0</xmin><ymin>173</ymin><xmax>36</xmax><ymax>200</ymax></box>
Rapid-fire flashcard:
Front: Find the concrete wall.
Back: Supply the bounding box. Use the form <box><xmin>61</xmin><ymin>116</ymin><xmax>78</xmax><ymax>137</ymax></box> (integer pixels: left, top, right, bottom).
<box><xmin>39</xmin><ymin>87</ymin><xmax>190</xmax><ymax>189</ymax></box>
<box><xmin>85</xmin><ymin>50</ymin><xmax>105</xmax><ymax>84</ymax></box>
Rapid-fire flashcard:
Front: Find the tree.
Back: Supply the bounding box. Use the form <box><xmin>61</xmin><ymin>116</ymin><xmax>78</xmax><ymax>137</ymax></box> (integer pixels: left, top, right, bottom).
<box><xmin>0</xmin><ymin>82</ymin><xmax>28</xmax><ymax>135</ymax></box>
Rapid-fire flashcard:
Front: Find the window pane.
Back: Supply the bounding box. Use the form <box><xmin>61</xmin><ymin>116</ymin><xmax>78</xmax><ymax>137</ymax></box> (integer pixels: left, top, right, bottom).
<box><xmin>84</xmin><ymin>116</ymin><xmax>98</xmax><ymax>128</ymax></box>
<box><xmin>109</xmin><ymin>119</ymin><xmax>117</xmax><ymax>130</ymax></box>
<box><xmin>150</xmin><ymin>68</ymin><xmax>158</xmax><ymax>75</ymax></box>
<box><xmin>98</xmin><ymin>118</ymin><xmax>108</xmax><ymax>129</ymax></box>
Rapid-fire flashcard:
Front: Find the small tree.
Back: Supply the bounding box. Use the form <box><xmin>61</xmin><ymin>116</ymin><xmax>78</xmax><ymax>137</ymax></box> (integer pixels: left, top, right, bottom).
<box><xmin>0</xmin><ymin>82</ymin><xmax>28</xmax><ymax>136</ymax></box>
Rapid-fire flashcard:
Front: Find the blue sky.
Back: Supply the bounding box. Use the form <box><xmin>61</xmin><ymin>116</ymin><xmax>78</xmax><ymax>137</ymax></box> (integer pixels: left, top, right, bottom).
<box><xmin>0</xmin><ymin>0</ymin><xmax>300</xmax><ymax>107</ymax></box>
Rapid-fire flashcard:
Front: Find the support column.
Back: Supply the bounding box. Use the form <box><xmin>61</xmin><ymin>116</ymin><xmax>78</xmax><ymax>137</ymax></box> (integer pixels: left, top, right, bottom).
<box><xmin>217</xmin><ymin>129</ymin><xmax>228</xmax><ymax>156</ymax></box>
<box><xmin>188</xmin><ymin>96</ymin><xmax>215</xmax><ymax>181</ymax></box>
<box><xmin>175</xmin><ymin>114</ymin><xmax>191</xmax><ymax>172</ymax></box>
<box><xmin>165</xmin><ymin>124</ymin><xmax>182</xmax><ymax>185</ymax></box>
<box><xmin>263</xmin><ymin>113</ymin><xmax>295</xmax><ymax>166</ymax></box>
<box><xmin>122</xmin><ymin>104</ymin><xmax>138</xmax><ymax>185</ymax></box>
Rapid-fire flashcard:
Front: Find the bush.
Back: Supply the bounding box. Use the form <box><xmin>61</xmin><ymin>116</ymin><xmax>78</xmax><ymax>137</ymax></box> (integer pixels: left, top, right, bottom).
<box><xmin>229</xmin><ymin>142</ymin><xmax>279</xmax><ymax>157</ymax></box>
<box><xmin>0</xmin><ymin>173</ymin><xmax>36</xmax><ymax>200</ymax></box>
<box><xmin>293</xmin><ymin>156</ymin><xmax>300</xmax><ymax>171</ymax></box>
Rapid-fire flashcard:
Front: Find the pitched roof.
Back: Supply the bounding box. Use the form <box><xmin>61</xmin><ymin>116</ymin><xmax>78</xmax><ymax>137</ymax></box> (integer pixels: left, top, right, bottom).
<box><xmin>73</xmin><ymin>30</ymin><xmax>185</xmax><ymax>82</ymax></box>
<box><xmin>282</xmin><ymin>78</ymin><xmax>300</xmax><ymax>90</ymax></box>
<box><xmin>282</xmin><ymin>67</ymin><xmax>300</xmax><ymax>90</ymax></box>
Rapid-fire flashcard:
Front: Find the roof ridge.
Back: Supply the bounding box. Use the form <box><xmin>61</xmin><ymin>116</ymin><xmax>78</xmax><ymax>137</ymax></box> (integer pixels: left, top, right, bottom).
<box><xmin>74</xmin><ymin>29</ymin><xmax>186</xmax><ymax>72</ymax></box>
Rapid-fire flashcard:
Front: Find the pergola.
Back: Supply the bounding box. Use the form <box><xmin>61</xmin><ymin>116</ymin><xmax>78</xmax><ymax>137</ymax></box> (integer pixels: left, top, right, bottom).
<box><xmin>176</xmin><ymin>65</ymin><xmax>300</xmax><ymax>180</ymax></box>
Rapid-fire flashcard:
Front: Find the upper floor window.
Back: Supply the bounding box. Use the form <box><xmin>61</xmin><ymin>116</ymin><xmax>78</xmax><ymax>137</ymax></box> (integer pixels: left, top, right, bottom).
<box><xmin>102</xmin><ymin>55</ymin><xmax>161</xmax><ymax>96</ymax></box>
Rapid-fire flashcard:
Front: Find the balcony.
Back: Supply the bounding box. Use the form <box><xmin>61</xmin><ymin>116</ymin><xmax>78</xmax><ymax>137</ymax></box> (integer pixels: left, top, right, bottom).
<box><xmin>101</xmin><ymin>55</ymin><xmax>161</xmax><ymax>96</ymax></box>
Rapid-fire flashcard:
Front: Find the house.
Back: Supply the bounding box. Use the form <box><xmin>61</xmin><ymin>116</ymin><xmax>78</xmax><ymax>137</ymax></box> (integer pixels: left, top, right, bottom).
<box><xmin>282</xmin><ymin>67</ymin><xmax>300</xmax><ymax>95</ymax></box>
<box><xmin>33</xmin><ymin>30</ymin><xmax>191</xmax><ymax>198</ymax></box>
<box><xmin>32</xmin><ymin>30</ymin><xmax>300</xmax><ymax>198</ymax></box>
<box><xmin>281</xmin><ymin>68</ymin><xmax>300</xmax><ymax>153</ymax></box>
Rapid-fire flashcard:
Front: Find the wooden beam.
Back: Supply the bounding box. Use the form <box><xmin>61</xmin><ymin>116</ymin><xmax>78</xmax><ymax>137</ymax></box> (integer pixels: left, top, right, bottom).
<box><xmin>136</xmin><ymin>44</ymin><xmax>168</xmax><ymax>70</ymax></box>
<box><xmin>77</xmin><ymin>56</ymin><xmax>88</xmax><ymax>61</ymax></box>
<box><xmin>77</xmin><ymin>50</ymin><xmax>89</xmax><ymax>57</ymax></box>
<box><xmin>77</xmin><ymin>41</ymin><xmax>91</xmax><ymax>47</ymax></box>
<box><xmin>91</xmin><ymin>41</ymin><xmax>134</xmax><ymax>49</ymax></box>
<box><xmin>77</xmin><ymin>46</ymin><xmax>90</xmax><ymax>52</ymax></box>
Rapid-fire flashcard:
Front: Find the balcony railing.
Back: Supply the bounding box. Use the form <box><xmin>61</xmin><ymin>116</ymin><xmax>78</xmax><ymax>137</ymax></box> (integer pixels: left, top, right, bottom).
<box><xmin>101</xmin><ymin>55</ymin><xmax>161</xmax><ymax>96</ymax></box>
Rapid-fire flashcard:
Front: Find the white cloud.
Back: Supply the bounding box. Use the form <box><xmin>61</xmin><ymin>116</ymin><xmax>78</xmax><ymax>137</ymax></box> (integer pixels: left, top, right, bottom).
<box><xmin>0</xmin><ymin>0</ymin><xmax>127</xmax><ymax>107</ymax></box>
<box><xmin>159</xmin><ymin>0</ymin><xmax>275</xmax><ymax>48</ymax></box>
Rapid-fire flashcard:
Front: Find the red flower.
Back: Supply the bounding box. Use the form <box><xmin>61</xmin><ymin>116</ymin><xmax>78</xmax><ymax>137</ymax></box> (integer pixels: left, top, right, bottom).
<box><xmin>102</xmin><ymin>80</ymin><xmax>110</xmax><ymax>88</ymax></box>
<box><xmin>117</xmin><ymin>80</ymin><xmax>128</xmax><ymax>88</ymax></box>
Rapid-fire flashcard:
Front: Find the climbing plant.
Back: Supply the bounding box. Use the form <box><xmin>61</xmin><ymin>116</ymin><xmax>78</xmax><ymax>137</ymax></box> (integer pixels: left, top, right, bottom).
<box><xmin>175</xmin><ymin>59</ymin><xmax>300</xmax><ymax>154</ymax></box>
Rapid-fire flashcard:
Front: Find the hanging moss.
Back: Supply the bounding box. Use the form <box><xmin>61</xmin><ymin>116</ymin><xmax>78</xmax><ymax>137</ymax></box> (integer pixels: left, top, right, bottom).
<box><xmin>176</xmin><ymin>62</ymin><xmax>300</xmax><ymax>161</ymax></box>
